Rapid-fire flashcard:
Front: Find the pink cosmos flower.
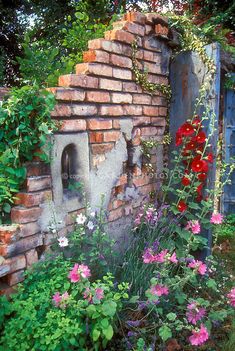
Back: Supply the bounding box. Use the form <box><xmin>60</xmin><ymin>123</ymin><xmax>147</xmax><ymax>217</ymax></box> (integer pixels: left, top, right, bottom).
<box><xmin>52</xmin><ymin>292</ymin><xmax>62</xmax><ymax>307</ymax></box>
<box><xmin>186</xmin><ymin>220</ymin><xmax>201</xmax><ymax>234</ymax></box>
<box><xmin>210</xmin><ymin>213</ymin><xmax>223</xmax><ymax>225</ymax></box>
<box><xmin>52</xmin><ymin>291</ymin><xmax>69</xmax><ymax>308</ymax></box>
<box><xmin>154</xmin><ymin>249</ymin><xmax>168</xmax><ymax>263</ymax></box>
<box><xmin>150</xmin><ymin>284</ymin><xmax>169</xmax><ymax>297</ymax></box>
<box><xmin>78</xmin><ymin>264</ymin><xmax>91</xmax><ymax>279</ymax></box>
<box><xmin>186</xmin><ymin>302</ymin><xmax>206</xmax><ymax>325</ymax></box>
<box><xmin>189</xmin><ymin>324</ymin><xmax>209</xmax><ymax>346</ymax></box>
<box><xmin>169</xmin><ymin>252</ymin><xmax>178</xmax><ymax>264</ymax></box>
<box><xmin>142</xmin><ymin>248</ymin><xmax>155</xmax><ymax>263</ymax></box>
<box><xmin>68</xmin><ymin>263</ymin><xmax>91</xmax><ymax>283</ymax></box>
<box><xmin>188</xmin><ymin>260</ymin><xmax>207</xmax><ymax>275</ymax></box>
<box><xmin>227</xmin><ymin>287</ymin><xmax>235</xmax><ymax>307</ymax></box>
<box><xmin>95</xmin><ymin>288</ymin><xmax>104</xmax><ymax>300</ymax></box>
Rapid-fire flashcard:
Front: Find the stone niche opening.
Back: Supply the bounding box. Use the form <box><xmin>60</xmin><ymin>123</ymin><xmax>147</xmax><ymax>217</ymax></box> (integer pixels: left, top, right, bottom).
<box><xmin>50</xmin><ymin>133</ymin><xmax>89</xmax><ymax>213</ymax></box>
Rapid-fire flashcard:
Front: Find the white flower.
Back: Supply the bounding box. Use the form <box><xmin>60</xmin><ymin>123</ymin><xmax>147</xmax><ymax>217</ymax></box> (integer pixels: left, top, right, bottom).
<box><xmin>76</xmin><ymin>213</ymin><xmax>87</xmax><ymax>225</ymax></box>
<box><xmin>90</xmin><ymin>211</ymin><xmax>96</xmax><ymax>217</ymax></box>
<box><xmin>87</xmin><ymin>221</ymin><xmax>94</xmax><ymax>230</ymax></box>
<box><xmin>58</xmin><ymin>237</ymin><xmax>68</xmax><ymax>247</ymax></box>
<box><xmin>52</xmin><ymin>229</ymin><xmax>57</xmax><ymax>234</ymax></box>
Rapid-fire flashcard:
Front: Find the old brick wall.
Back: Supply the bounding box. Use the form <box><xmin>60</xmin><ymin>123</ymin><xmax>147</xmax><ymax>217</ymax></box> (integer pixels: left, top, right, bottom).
<box><xmin>0</xmin><ymin>12</ymin><xmax>175</xmax><ymax>294</ymax></box>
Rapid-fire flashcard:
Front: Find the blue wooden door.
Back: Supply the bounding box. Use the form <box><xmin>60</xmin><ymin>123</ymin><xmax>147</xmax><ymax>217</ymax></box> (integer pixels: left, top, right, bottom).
<box><xmin>223</xmin><ymin>77</ymin><xmax>235</xmax><ymax>213</ymax></box>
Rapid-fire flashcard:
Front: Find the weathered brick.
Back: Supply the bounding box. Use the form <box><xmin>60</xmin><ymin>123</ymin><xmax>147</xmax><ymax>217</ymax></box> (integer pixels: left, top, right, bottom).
<box><xmin>103</xmin><ymin>131</ymin><xmax>121</xmax><ymax>142</ymax></box>
<box><xmin>49</xmin><ymin>88</ymin><xmax>85</xmax><ymax>101</ymax></box>
<box><xmin>133</xmin><ymin>94</ymin><xmax>151</xmax><ymax>105</ymax></box>
<box><xmin>155</xmin><ymin>23</ymin><xmax>169</xmax><ymax>37</ymax></box>
<box><xmin>0</xmin><ymin>225</ymin><xmax>20</xmax><ymax>244</ymax></box>
<box><xmin>111</xmin><ymin>93</ymin><xmax>132</xmax><ymax>104</ymax></box>
<box><xmin>60</xmin><ymin>119</ymin><xmax>87</xmax><ymax>132</ymax></box>
<box><xmin>88</xmin><ymin>39</ymin><xmax>134</xmax><ymax>58</ymax></box>
<box><xmin>92</xmin><ymin>154</ymin><xmax>106</xmax><ymax>167</ymax></box>
<box><xmin>19</xmin><ymin>222</ymin><xmax>41</xmax><ymax>238</ymax></box>
<box><xmin>133</xmin><ymin>116</ymin><xmax>151</xmax><ymax>126</ymax></box>
<box><xmin>113</xmin><ymin>68</ymin><xmax>132</xmax><ymax>80</ymax></box>
<box><xmin>143</xmin><ymin>62</ymin><xmax>161</xmax><ymax>75</ymax></box>
<box><xmin>11</xmin><ymin>207</ymin><xmax>42</xmax><ymax>224</ymax></box>
<box><xmin>25</xmin><ymin>249</ymin><xmax>38</xmax><ymax>267</ymax></box>
<box><xmin>105</xmin><ymin>29</ymin><xmax>136</xmax><ymax>44</ymax></box>
<box><xmin>0</xmin><ymin>263</ymin><xmax>10</xmax><ymax>277</ymax></box>
<box><xmin>25</xmin><ymin>162</ymin><xmax>50</xmax><ymax>177</ymax></box>
<box><xmin>86</xmin><ymin>91</ymin><xmax>110</xmax><ymax>103</ymax></box>
<box><xmin>72</xmin><ymin>104</ymin><xmax>97</xmax><ymax>116</ymax></box>
<box><xmin>143</xmin><ymin>38</ymin><xmax>161</xmax><ymax>52</ymax></box>
<box><xmin>100</xmin><ymin>105</ymin><xmax>123</xmax><ymax>116</ymax></box>
<box><xmin>0</xmin><ymin>234</ymin><xmax>43</xmax><ymax>258</ymax></box>
<box><xmin>88</xmin><ymin>119</ymin><xmax>112</xmax><ymax>130</ymax></box>
<box><xmin>145</xmin><ymin>24</ymin><xmax>153</xmax><ymax>35</ymax></box>
<box><xmin>116</xmin><ymin>174</ymin><xmax>127</xmax><ymax>186</ymax></box>
<box><xmin>14</xmin><ymin>190</ymin><xmax>52</xmax><ymax>208</ymax></box>
<box><xmin>152</xmin><ymin>96</ymin><xmax>167</xmax><ymax>106</ymax></box>
<box><xmin>83</xmin><ymin>50</ymin><xmax>110</xmax><ymax>63</ymax></box>
<box><xmin>111</xmin><ymin>199</ymin><xmax>125</xmax><ymax>210</ymax></box>
<box><xmin>91</xmin><ymin>143</ymin><xmax>114</xmax><ymax>155</ymax></box>
<box><xmin>151</xmin><ymin>117</ymin><xmax>166</xmax><ymax>127</ymax></box>
<box><xmin>139</xmin><ymin>183</ymin><xmax>155</xmax><ymax>195</ymax></box>
<box><xmin>27</xmin><ymin>176</ymin><xmax>51</xmax><ymax>192</ymax></box>
<box><xmin>5</xmin><ymin>255</ymin><xmax>26</xmax><ymax>274</ymax></box>
<box><xmin>113</xmin><ymin>120</ymin><xmax>120</xmax><ymax>129</ymax></box>
<box><xmin>99</xmin><ymin>78</ymin><xmax>122</xmax><ymax>91</ymax></box>
<box><xmin>148</xmin><ymin>74</ymin><xmax>168</xmax><ymax>85</ymax></box>
<box><xmin>116</xmin><ymin>21</ymin><xmax>145</xmax><ymax>36</ymax></box>
<box><xmin>143</xmin><ymin>50</ymin><xmax>161</xmax><ymax>63</ymax></box>
<box><xmin>124</xmin><ymin>205</ymin><xmax>133</xmax><ymax>216</ymax></box>
<box><xmin>110</xmin><ymin>54</ymin><xmax>132</xmax><ymax>68</ymax></box>
<box><xmin>108</xmin><ymin>207</ymin><xmax>124</xmax><ymax>222</ymax></box>
<box><xmin>59</xmin><ymin>74</ymin><xmax>99</xmax><ymax>89</ymax></box>
<box><xmin>89</xmin><ymin>132</ymin><xmax>104</xmax><ymax>143</ymax></box>
<box><xmin>123</xmin><ymin>105</ymin><xmax>142</xmax><ymax>115</ymax></box>
<box><xmin>51</xmin><ymin>104</ymin><xmax>72</xmax><ymax>117</ymax></box>
<box><xmin>145</xmin><ymin>13</ymin><xmax>168</xmax><ymax>25</ymax></box>
<box><xmin>76</xmin><ymin>63</ymin><xmax>112</xmax><ymax>77</ymax></box>
<box><xmin>140</xmin><ymin>126</ymin><xmax>158</xmax><ymax>136</ymax></box>
<box><xmin>133</xmin><ymin>175</ymin><xmax>152</xmax><ymax>187</ymax></box>
<box><xmin>159</xmin><ymin>106</ymin><xmax>168</xmax><ymax>116</ymax></box>
<box><xmin>123</xmin><ymin>82</ymin><xmax>142</xmax><ymax>93</ymax></box>
<box><xmin>7</xmin><ymin>270</ymin><xmax>25</xmax><ymax>286</ymax></box>
<box><xmin>143</xmin><ymin>106</ymin><xmax>159</xmax><ymax>116</ymax></box>
<box><xmin>124</xmin><ymin>12</ymin><xmax>146</xmax><ymax>25</ymax></box>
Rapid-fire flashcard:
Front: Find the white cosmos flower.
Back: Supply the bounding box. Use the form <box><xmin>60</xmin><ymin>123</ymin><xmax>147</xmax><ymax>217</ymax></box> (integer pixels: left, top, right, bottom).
<box><xmin>58</xmin><ymin>237</ymin><xmax>68</xmax><ymax>247</ymax></box>
<box><xmin>87</xmin><ymin>221</ymin><xmax>94</xmax><ymax>230</ymax></box>
<box><xmin>76</xmin><ymin>213</ymin><xmax>87</xmax><ymax>225</ymax></box>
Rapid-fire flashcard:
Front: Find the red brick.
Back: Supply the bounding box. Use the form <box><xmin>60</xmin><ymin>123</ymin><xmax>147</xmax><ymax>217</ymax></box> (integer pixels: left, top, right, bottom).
<box><xmin>140</xmin><ymin>126</ymin><xmax>158</xmax><ymax>136</ymax></box>
<box><xmin>123</xmin><ymin>105</ymin><xmax>142</xmax><ymax>115</ymax></box>
<box><xmin>25</xmin><ymin>162</ymin><xmax>50</xmax><ymax>177</ymax></box>
<box><xmin>145</xmin><ymin>24</ymin><xmax>153</xmax><ymax>35</ymax></box>
<box><xmin>155</xmin><ymin>23</ymin><xmax>169</xmax><ymax>37</ymax></box>
<box><xmin>108</xmin><ymin>207</ymin><xmax>124</xmax><ymax>222</ymax></box>
<box><xmin>7</xmin><ymin>270</ymin><xmax>25</xmax><ymax>286</ymax></box>
<box><xmin>143</xmin><ymin>38</ymin><xmax>161</xmax><ymax>52</ymax></box>
<box><xmin>91</xmin><ymin>143</ymin><xmax>114</xmax><ymax>155</ymax></box>
<box><xmin>11</xmin><ymin>207</ymin><xmax>42</xmax><ymax>224</ymax></box>
<box><xmin>113</xmin><ymin>120</ymin><xmax>120</xmax><ymax>129</ymax></box>
<box><xmin>151</xmin><ymin>117</ymin><xmax>166</xmax><ymax>127</ymax></box>
<box><xmin>86</xmin><ymin>91</ymin><xmax>110</xmax><ymax>103</ymax></box>
<box><xmin>105</xmin><ymin>29</ymin><xmax>136</xmax><ymax>45</ymax></box>
<box><xmin>89</xmin><ymin>39</ymin><xmax>134</xmax><ymax>58</ymax></box>
<box><xmin>133</xmin><ymin>116</ymin><xmax>151</xmax><ymax>126</ymax></box>
<box><xmin>26</xmin><ymin>176</ymin><xmax>51</xmax><ymax>192</ymax></box>
<box><xmin>25</xmin><ymin>249</ymin><xmax>38</xmax><ymax>267</ymax></box>
<box><xmin>83</xmin><ymin>50</ymin><xmax>110</xmax><ymax>63</ymax></box>
<box><xmin>5</xmin><ymin>255</ymin><xmax>26</xmax><ymax>274</ymax></box>
<box><xmin>145</xmin><ymin>13</ymin><xmax>168</xmax><ymax>25</ymax></box>
<box><xmin>111</xmin><ymin>93</ymin><xmax>132</xmax><ymax>104</ymax></box>
<box><xmin>143</xmin><ymin>106</ymin><xmax>159</xmax><ymax>116</ymax></box>
<box><xmin>103</xmin><ymin>131</ymin><xmax>121</xmax><ymax>142</ymax></box>
<box><xmin>0</xmin><ymin>225</ymin><xmax>20</xmax><ymax>244</ymax></box>
<box><xmin>60</xmin><ymin>119</ymin><xmax>87</xmax><ymax>132</ymax></box>
<box><xmin>124</xmin><ymin>12</ymin><xmax>146</xmax><ymax>25</ymax></box>
<box><xmin>0</xmin><ymin>234</ymin><xmax>43</xmax><ymax>258</ymax></box>
<box><xmin>113</xmin><ymin>21</ymin><xmax>145</xmax><ymax>36</ymax></box>
<box><xmin>51</xmin><ymin>104</ymin><xmax>72</xmax><ymax>117</ymax></box>
<box><xmin>143</xmin><ymin>61</ymin><xmax>161</xmax><ymax>75</ymax></box>
<box><xmin>124</xmin><ymin>205</ymin><xmax>133</xmax><ymax>216</ymax></box>
<box><xmin>19</xmin><ymin>222</ymin><xmax>40</xmax><ymax>238</ymax></box>
<box><xmin>59</xmin><ymin>74</ymin><xmax>99</xmax><ymax>89</ymax></box>
<box><xmin>76</xmin><ymin>63</ymin><xmax>112</xmax><ymax>77</ymax></box>
<box><xmin>152</xmin><ymin>96</ymin><xmax>167</xmax><ymax>106</ymax></box>
<box><xmin>110</xmin><ymin>54</ymin><xmax>132</xmax><ymax>68</ymax></box>
<box><xmin>89</xmin><ymin>132</ymin><xmax>104</xmax><ymax>143</ymax></box>
<box><xmin>148</xmin><ymin>74</ymin><xmax>168</xmax><ymax>86</ymax></box>
<box><xmin>133</xmin><ymin>175</ymin><xmax>152</xmax><ymax>187</ymax></box>
<box><xmin>112</xmin><ymin>199</ymin><xmax>125</xmax><ymax>210</ymax></box>
<box><xmin>143</xmin><ymin>50</ymin><xmax>161</xmax><ymax>63</ymax></box>
<box><xmin>49</xmin><ymin>88</ymin><xmax>85</xmax><ymax>101</ymax></box>
<box><xmin>100</xmin><ymin>105</ymin><xmax>123</xmax><ymax>116</ymax></box>
<box><xmin>133</xmin><ymin>94</ymin><xmax>151</xmax><ymax>105</ymax></box>
<box><xmin>88</xmin><ymin>119</ymin><xmax>112</xmax><ymax>130</ymax></box>
<box><xmin>72</xmin><ymin>104</ymin><xmax>97</xmax><ymax>116</ymax></box>
<box><xmin>99</xmin><ymin>78</ymin><xmax>122</xmax><ymax>91</ymax></box>
<box><xmin>116</xmin><ymin>174</ymin><xmax>127</xmax><ymax>186</ymax></box>
<box><xmin>159</xmin><ymin>107</ymin><xmax>168</xmax><ymax>116</ymax></box>
<box><xmin>123</xmin><ymin>82</ymin><xmax>142</xmax><ymax>93</ymax></box>
<box><xmin>113</xmin><ymin>67</ymin><xmax>132</xmax><ymax>80</ymax></box>
<box><xmin>14</xmin><ymin>190</ymin><xmax>52</xmax><ymax>208</ymax></box>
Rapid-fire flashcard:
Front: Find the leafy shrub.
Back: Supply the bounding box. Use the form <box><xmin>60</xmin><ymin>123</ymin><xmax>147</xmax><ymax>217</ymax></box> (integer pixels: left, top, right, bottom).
<box><xmin>214</xmin><ymin>214</ymin><xmax>235</xmax><ymax>241</ymax></box>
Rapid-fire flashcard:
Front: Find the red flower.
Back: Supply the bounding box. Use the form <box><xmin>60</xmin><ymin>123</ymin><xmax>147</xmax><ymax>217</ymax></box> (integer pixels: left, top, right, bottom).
<box><xmin>191</xmin><ymin>157</ymin><xmax>208</xmax><ymax>173</ymax></box>
<box><xmin>184</xmin><ymin>169</ymin><xmax>190</xmax><ymax>175</ymax></box>
<box><xmin>185</xmin><ymin>139</ymin><xmax>198</xmax><ymax>150</ymax></box>
<box><xmin>196</xmin><ymin>195</ymin><xmax>203</xmax><ymax>202</ymax></box>
<box><xmin>198</xmin><ymin>173</ymin><xmax>207</xmax><ymax>181</ymax></box>
<box><xmin>176</xmin><ymin>131</ymin><xmax>183</xmax><ymax>146</ymax></box>
<box><xmin>180</xmin><ymin>122</ymin><xmax>195</xmax><ymax>137</ymax></box>
<box><xmin>196</xmin><ymin>131</ymin><xmax>206</xmax><ymax>144</ymax></box>
<box><xmin>197</xmin><ymin>183</ymin><xmax>203</xmax><ymax>195</ymax></box>
<box><xmin>182</xmin><ymin>176</ymin><xmax>190</xmax><ymax>186</ymax></box>
<box><xmin>177</xmin><ymin>200</ymin><xmax>187</xmax><ymax>212</ymax></box>
<box><xmin>192</xmin><ymin>115</ymin><xmax>201</xmax><ymax>127</ymax></box>
<box><xmin>206</xmin><ymin>152</ymin><xmax>213</xmax><ymax>163</ymax></box>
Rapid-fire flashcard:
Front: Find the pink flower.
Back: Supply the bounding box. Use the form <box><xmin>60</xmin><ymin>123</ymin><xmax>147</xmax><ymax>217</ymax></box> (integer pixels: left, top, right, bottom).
<box><xmin>142</xmin><ymin>248</ymin><xmax>155</xmax><ymax>263</ymax></box>
<box><xmin>52</xmin><ymin>291</ymin><xmax>69</xmax><ymax>308</ymax></box>
<box><xmin>95</xmin><ymin>288</ymin><xmax>104</xmax><ymax>300</ymax></box>
<box><xmin>150</xmin><ymin>284</ymin><xmax>169</xmax><ymax>297</ymax></box>
<box><xmin>186</xmin><ymin>302</ymin><xmax>206</xmax><ymax>325</ymax></box>
<box><xmin>154</xmin><ymin>249</ymin><xmax>168</xmax><ymax>263</ymax></box>
<box><xmin>186</xmin><ymin>220</ymin><xmax>201</xmax><ymax>234</ymax></box>
<box><xmin>227</xmin><ymin>288</ymin><xmax>235</xmax><ymax>307</ymax></box>
<box><xmin>169</xmin><ymin>252</ymin><xmax>178</xmax><ymax>264</ymax></box>
<box><xmin>189</xmin><ymin>324</ymin><xmax>209</xmax><ymax>346</ymax></box>
<box><xmin>188</xmin><ymin>260</ymin><xmax>207</xmax><ymax>275</ymax></box>
<box><xmin>52</xmin><ymin>292</ymin><xmax>62</xmax><ymax>307</ymax></box>
<box><xmin>68</xmin><ymin>263</ymin><xmax>91</xmax><ymax>283</ymax></box>
<box><xmin>83</xmin><ymin>287</ymin><xmax>93</xmax><ymax>302</ymax></box>
<box><xmin>210</xmin><ymin>213</ymin><xmax>223</xmax><ymax>225</ymax></box>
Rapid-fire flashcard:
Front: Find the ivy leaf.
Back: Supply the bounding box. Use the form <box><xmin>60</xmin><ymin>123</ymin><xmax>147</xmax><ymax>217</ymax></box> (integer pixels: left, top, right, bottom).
<box><xmin>159</xmin><ymin>325</ymin><xmax>172</xmax><ymax>342</ymax></box>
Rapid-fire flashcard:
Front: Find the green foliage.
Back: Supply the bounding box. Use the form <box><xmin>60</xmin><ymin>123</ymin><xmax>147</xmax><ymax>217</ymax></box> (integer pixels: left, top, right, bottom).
<box><xmin>0</xmin><ymin>85</ymin><xmax>56</xmax><ymax>222</ymax></box>
<box><xmin>0</xmin><ymin>255</ymin><xmax>128</xmax><ymax>351</ymax></box>
<box><xmin>214</xmin><ymin>214</ymin><xmax>235</xmax><ymax>241</ymax></box>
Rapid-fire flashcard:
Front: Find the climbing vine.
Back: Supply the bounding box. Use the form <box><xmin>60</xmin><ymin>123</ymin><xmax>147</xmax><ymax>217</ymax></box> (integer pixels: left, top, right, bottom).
<box><xmin>131</xmin><ymin>40</ymin><xmax>172</xmax><ymax>100</ymax></box>
<box><xmin>0</xmin><ymin>85</ymin><xmax>56</xmax><ymax>223</ymax></box>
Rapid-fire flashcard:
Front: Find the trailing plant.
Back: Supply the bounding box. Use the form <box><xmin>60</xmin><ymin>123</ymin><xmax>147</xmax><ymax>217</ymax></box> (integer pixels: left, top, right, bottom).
<box><xmin>0</xmin><ymin>85</ymin><xmax>56</xmax><ymax>222</ymax></box>
<box><xmin>131</xmin><ymin>40</ymin><xmax>172</xmax><ymax>100</ymax></box>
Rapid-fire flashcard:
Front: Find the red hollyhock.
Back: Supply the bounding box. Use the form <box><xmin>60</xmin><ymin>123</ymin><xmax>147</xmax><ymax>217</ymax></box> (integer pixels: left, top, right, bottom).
<box><xmin>176</xmin><ymin>131</ymin><xmax>183</xmax><ymax>146</ymax></box>
<box><xmin>197</xmin><ymin>183</ymin><xmax>203</xmax><ymax>195</ymax></box>
<box><xmin>191</xmin><ymin>157</ymin><xmax>208</xmax><ymax>173</ymax></box>
<box><xmin>198</xmin><ymin>172</ymin><xmax>207</xmax><ymax>181</ymax></box>
<box><xmin>177</xmin><ymin>200</ymin><xmax>187</xmax><ymax>212</ymax></box>
<box><xmin>192</xmin><ymin>115</ymin><xmax>201</xmax><ymax>127</ymax></box>
<box><xmin>196</xmin><ymin>131</ymin><xmax>206</xmax><ymax>143</ymax></box>
<box><xmin>182</xmin><ymin>176</ymin><xmax>190</xmax><ymax>186</ymax></box>
<box><xmin>185</xmin><ymin>139</ymin><xmax>198</xmax><ymax>150</ymax></box>
<box><xmin>207</xmin><ymin>152</ymin><xmax>213</xmax><ymax>163</ymax></box>
<box><xmin>196</xmin><ymin>195</ymin><xmax>203</xmax><ymax>202</ymax></box>
<box><xmin>179</xmin><ymin>122</ymin><xmax>195</xmax><ymax>137</ymax></box>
